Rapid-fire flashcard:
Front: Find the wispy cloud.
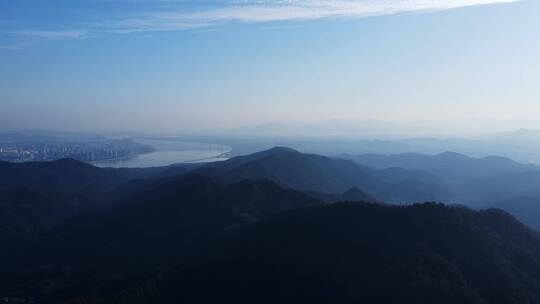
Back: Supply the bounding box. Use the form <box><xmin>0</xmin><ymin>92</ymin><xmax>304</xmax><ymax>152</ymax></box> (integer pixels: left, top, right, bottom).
<box><xmin>193</xmin><ymin>0</ymin><xmax>518</xmax><ymax>22</ymax></box>
<box><xmin>3</xmin><ymin>0</ymin><xmax>520</xmax><ymax>40</ymax></box>
<box><xmin>0</xmin><ymin>43</ymin><xmax>29</xmax><ymax>51</ymax></box>
<box><xmin>5</xmin><ymin>30</ymin><xmax>86</xmax><ymax>40</ymax></box>
<box><xmin>95</xmin><ymin>0</ymin><xmax>520</xmax><ymax>33</ymax></box>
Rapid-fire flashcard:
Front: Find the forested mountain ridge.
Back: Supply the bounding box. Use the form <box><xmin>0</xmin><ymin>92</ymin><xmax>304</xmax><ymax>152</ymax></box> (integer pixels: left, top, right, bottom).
<box><xmin>0</xmin><ymin>175</ymin><xmax>324</xmax><ymax>302</ymax></box>
<box><xmin>0</xmin><ymin>159</ymin><xmax>170</xmax><ymax>239</ymax></box>
<box><xmin>65</xmin><ymin>202</ymin><xmax>540</xmax><ymax>304</ymax></box>
<box><xmin>147</xmin><ymin>203</ymin><xmax>540</xmax><ymax>304</ymax></box>
<box><xmin>3</xmin><ymin>148</ymin><xmax>540</xmax><ymax>303</ymax></box>
<box><xmin>196</xmin><ymin>147</ymin><xmax>451</xmax><ymax>203</ymax></box>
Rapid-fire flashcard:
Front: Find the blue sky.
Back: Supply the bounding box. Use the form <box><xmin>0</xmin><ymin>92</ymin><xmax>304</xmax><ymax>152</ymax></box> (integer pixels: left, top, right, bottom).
<box><xmin>1</xmin><ymin>0</ymin><xmax>538</xmax><ymax>135</ymax></box>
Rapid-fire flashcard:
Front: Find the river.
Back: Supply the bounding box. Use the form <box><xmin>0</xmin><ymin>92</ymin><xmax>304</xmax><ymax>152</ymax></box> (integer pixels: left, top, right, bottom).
<box><xmin>93</xmin><ymin>138</ymin><xmax>231</xmax><ymax>168</ymax></box>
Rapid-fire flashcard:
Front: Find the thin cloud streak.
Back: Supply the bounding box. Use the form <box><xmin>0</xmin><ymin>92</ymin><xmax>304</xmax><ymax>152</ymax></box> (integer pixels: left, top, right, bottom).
<box><xmin>4</xmin><ymin>0</ymin><xmax>521</xmax><ymax>39</ymax></box>
<box><xmin>97</xmin><ymin>0</ymin><xmax>520</xmax><ymax>33</ymax></box>
<box><xmin>0</xmin><ymin>43</ymin><xmax>28</xmax><ymax>50</ymax></box>
<box><xmin>5</xmin><ymin>30</ymin><xmax>87</xmax><ymax>39</ymax></box>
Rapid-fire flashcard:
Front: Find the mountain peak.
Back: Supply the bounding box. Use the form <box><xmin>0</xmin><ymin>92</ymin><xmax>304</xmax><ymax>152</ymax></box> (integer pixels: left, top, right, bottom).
<box><xmin>248</xmin><ymin>146</ymin><xmax>301</xmax><ymax>159</ymax></box>
<box><xmin>51</xmin><ymin>158</ymin><xmax>91</xmax><ymax>166</ymax></box>
<box><xmin>263</xmin><ymin>146</ymin><xmax>300</xmax><ymax>154</ymax></box>
<box><xmin>436</xmin><ymin>151</ymin><xmax>468</xmax><ymax>159</ymax></box>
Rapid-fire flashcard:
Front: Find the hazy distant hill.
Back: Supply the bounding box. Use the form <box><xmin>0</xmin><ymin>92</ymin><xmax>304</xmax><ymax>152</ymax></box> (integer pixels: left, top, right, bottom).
<box><xmin>230</xmin><ymin>120</ymin><xmax>419</xmax><ymax>138</ymax></box>
<box><xmin>340</xmin><ymin>151</ymin><xmax>540</xmax><ymax>226</ymax></box>
<box><xmin>309</xmin><ymin>186</ymin><xmax>379</xmax><ymax>204</ymax></box>
<box><xmin>340</xmin><ymin>151</ymin><xmax>535</xmax><ymax>183</ymax></box>
<box><xmin>494</xmin><ymin>196</ymin><xmax>540</xmax><ymax>231</ymax></box>
<box><xmin>140</xmin><ymin>203</ymin><xmax>540</xmax><ymax>304</ymax></box>
<box><xmin>460</xmin><ymin>171</ymin><xmax>540</xmax><ymax>207</ymax></box>
<box><xmin>196</xmin><ymin>147</ymin><xmax>381</xmax><ymax>193</ymax></box>
<box><xmin>197</xmin><ymin>147</ymin><xmax>451</xmax><ymax>203</ymax></box>
<box><xmin>462</xmin><ymin>180</ymin><xmax>540</xmax><ymax>229</ymax></box>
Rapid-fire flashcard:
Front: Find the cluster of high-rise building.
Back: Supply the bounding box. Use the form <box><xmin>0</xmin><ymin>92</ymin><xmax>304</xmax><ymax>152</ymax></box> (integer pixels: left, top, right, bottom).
<box><xmin>0</xmin><ymin>139</ymin><xmax>154</xmax><ymax>163</ymax></box>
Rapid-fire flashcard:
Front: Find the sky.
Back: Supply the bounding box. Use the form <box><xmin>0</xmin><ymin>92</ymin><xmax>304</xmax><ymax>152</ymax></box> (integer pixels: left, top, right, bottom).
<box><xmin>1</xmin><ymin>0</ymin><xmax>539</xmax><ymax>136</ymax></box>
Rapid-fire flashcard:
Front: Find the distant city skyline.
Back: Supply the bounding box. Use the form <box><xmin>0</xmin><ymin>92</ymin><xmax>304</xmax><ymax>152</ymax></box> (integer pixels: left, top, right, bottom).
<box><xmin>1</xmin><ymin>0</ymin><xmax>538</xmax><ymax>135</ymax></box>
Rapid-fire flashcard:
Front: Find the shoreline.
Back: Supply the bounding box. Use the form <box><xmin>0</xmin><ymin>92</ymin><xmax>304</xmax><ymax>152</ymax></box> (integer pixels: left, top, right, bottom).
<box><xmin>184</xmin><ymin>151</ymin><xmax>231</xmax><ymax>164</ymax></box>
<box><xmin>92</xmin><ymin>139</ymin><xmax>233</xmax><ymax>168</ymax></box>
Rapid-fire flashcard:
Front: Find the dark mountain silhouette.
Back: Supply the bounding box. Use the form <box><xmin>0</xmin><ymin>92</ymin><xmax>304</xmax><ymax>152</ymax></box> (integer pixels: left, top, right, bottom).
<box><xmin>142</xmin><ymin>203</ymin><xmax>540</xmax><ymax>304</ymax></box>
<box><xmin>6</xmin><ymin>148</ymin><xmax>540</xmax><ymax>237</ymax></box>
<box><xmin>0</xmin><ymin>158</ymin><xmax>125</xmax><ymax>193</ymax></box>
<box><xmin>0</xmin><ymin>175</ymin><xmax>322</xmax><ymax>303</ymax></box>
<box><xmin>0</xmin><ymin>158</ymin><xmax>183</xmax><ymax>193</ymax></box>
<box><xmin>196</xmin><ymin>147</ymin><xmax>451</xmax><ymax>203</ymax></box>
<box><xmin>0</xmin><ymin>159</ymin><xmax>172</xmax><ymax>239</ymax></box>
<box><xmin>195</xmin><ymin>147</ymin><xmax>374</xmax><ymax>191</ymax></box>
<box><xmin>0</xmin><ymin>147</ymin><xmax>453</xmax><ymax>240</ymax></box>
<box><xmin>2</xmin><ymin>147</ymin><xmax>403</xmax><ymax>240</ymax></box>
<box><xmin>2</xmin><ymin>153</ymin><xmax>540</xmax><ymax>303</ymax></box>
<box><xmin>0</xmin><ymin>186</ymin><xmax>59</xmax><ymax>237</ymax></box>
<box><xmin>341</xmin><ymin>151</ymin><xmax>535</xmax><ymax>183</ymax></box>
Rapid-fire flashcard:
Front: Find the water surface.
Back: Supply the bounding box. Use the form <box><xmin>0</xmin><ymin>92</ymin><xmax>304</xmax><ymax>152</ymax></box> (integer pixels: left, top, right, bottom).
<box><xmin>94</xmin><ymin>139</ymin><xmax>230</xmax><ymax>168</ymax></box>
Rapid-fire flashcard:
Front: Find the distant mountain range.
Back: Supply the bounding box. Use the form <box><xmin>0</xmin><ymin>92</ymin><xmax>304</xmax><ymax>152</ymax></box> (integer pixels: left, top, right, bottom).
<box><xmin>4</xmin><ymin>147</ymin><xmax>540</xmax><ymax>303</ymax></box>
<box><xmin>5</xmin><ymin>148</ymin><xmax>540</xmax><ymax>237</ymax></box>
<box><xmin>229</xmin><ymin>120</ymin><xmax>423</xmax><ymax>138</ymax></box>
<box><xmin>339</xmin><ymin>151</ymin><xmax>537</xmax><ymax>183</ymax></box>
<box><xmin>195</xmin><ymin>147</ymin><xmax>451</xmax><ymax>203</ymax></box>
